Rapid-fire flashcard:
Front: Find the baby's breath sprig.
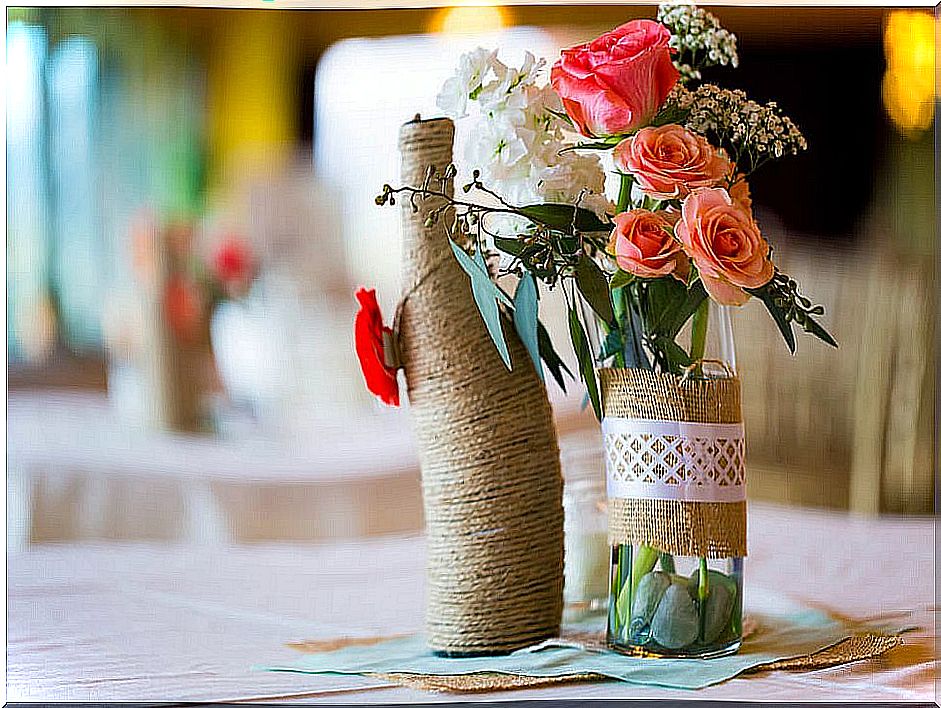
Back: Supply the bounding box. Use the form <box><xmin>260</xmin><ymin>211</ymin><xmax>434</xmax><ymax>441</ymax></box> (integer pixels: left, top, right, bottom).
<box><xmin>657</xmin><ymin>1</ymin><xmax>739</xmax><ymax>82</ymax></box>
<box><xmin>668</xmin><ymin>83</ymin><xmax>807</xmax><ymax>177</ymax></box>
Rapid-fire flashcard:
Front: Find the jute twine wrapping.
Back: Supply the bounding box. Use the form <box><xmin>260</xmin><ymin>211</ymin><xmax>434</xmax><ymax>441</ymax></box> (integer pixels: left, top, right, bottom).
<box><xmin>397</xmin><ymin>117</ymin><xmax>564</xmax><ymax>655</ymax></box>
<box><xmin>600</xmin><ymin>367</ymin><xmax>747</xmax><ymax>558</ymax></box>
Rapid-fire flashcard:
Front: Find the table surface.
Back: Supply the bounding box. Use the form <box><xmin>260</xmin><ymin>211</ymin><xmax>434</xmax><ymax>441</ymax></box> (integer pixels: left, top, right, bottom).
<box><xmin>7</xmin><ymin>502</ymin><xmax>937</xmax><ymax>703</ymax></box>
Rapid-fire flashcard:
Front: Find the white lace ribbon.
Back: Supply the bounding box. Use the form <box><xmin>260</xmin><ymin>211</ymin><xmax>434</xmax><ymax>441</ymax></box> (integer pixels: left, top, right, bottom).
<box><xmin>602</xmin><ymin>417</ymin><xmax>746</xmax><ymax>503</ymax></box>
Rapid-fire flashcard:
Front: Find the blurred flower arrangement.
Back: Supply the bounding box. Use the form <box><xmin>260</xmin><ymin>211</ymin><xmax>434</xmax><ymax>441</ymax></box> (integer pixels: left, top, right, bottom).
<box><xmin>362</xmin><ymin>1</ymin><xmax>836</xmax><ymax>415</ymax></box>
<box><xmin>161</xmin><ymin>225</ymin><xmax>257</xmax><ymax>345</ymax></box>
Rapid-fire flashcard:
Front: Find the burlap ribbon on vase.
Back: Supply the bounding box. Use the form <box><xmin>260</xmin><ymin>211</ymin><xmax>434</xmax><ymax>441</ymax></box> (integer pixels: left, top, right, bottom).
<box><xmin>397</xmin><ymin>117</ymin><xmax>564</xmax><ymax>655</ymax></box>
<box><xmin>599</xmin><ymin>367</ymin><xmax>747</xmax><ymax>558</ymax></box>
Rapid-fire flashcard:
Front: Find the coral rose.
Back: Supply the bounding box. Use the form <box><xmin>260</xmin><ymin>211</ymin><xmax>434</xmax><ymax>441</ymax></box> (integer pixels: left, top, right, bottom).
<box><xmin>550</xmin><ymin>20</ymin><xmax>680</xmax><ymax>138</ymax></box>
<box><xmin>675</xmin><ymin>188</ymin><xmax>774</xmax><ymax>306</ymax></box>
<box><xmin>728</xmin><ymin>176</ymin><xmax>752</xmax><ymax>213</ymax></box>
<box><xmin>611</xmin><ymin>208</ymin><xmax>689</xmax><ymax>280</ymax></box>
<box><xmin>354</xmin><ymin>288</ymin><xmax>400</xmax><ymax>406</ymax></box>
<box><xmin>613</xmin><ymin>124</ymin><xmax>731</xmax><ymax>200</ymax></box>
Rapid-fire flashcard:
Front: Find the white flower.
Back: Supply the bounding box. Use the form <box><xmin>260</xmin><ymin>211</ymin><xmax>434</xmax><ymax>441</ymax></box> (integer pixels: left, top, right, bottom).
<box><xmin>436</xmin><ymin>47</ymin><xmax>497</xmax><ymax>118</ymax></box>
<box><xmin>466</xmin><ymin>116</ymin><xmax>531</xmax><ymax>181</ymax></box>
<box><xmin>442</xmin><ymin>48</ymin><xmax>609</xmax><ymax>218</ymax></box>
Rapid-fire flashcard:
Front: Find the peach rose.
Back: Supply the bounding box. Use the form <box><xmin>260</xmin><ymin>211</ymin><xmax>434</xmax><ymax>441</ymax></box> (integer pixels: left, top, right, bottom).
<box><xmin>550</xmin><ymin>20</ymin><xmax>680</xmax><ymax>138</ymax></box>
<box><xmin>728</xmin><ymin>176</ymin><xmax>752</xmax><ymax>213</ymax></box>
<box><xmin>611</xmin><ymin>208</ymin><xmax>689</xmax><ymax>279</ymax></box>
<box><xmin>675</xmin><ymin>187</ymin><xmax>773</xmax><ymax>305</ymax></box>
<box><xmin>613</xmin><ymin>124</ymin><xmax>731</xmax><ymax>200</ymax></box>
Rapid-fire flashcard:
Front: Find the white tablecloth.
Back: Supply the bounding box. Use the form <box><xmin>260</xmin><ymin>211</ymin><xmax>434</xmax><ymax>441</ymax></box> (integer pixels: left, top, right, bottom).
<box><xmin>7</xmin><ymin>503</ymin><xmax>937</xmax><ymax>703</ymax></box>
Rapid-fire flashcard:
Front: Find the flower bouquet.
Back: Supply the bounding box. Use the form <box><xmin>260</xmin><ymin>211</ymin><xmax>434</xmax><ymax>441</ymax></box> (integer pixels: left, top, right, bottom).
<box><xmin>366</xmin><ymin>2</ymin><xmax>836</xmax><ymax>657</ymax></box>
<box><xmin>157</xmin><ymin>225</ymin><xmax>257</xmax><ymax>432</ymax></box>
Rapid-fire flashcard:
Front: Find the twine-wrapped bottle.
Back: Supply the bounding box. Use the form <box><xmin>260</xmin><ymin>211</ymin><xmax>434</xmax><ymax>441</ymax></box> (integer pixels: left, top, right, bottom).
<box><xmin>397</xmin><ymin>116</ymin><xmax>564</xmax><ymax>656</ymax></box>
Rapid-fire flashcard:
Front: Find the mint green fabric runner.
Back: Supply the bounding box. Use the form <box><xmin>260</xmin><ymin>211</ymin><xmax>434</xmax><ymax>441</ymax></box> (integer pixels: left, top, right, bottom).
<box><xmin>264</xmin><ymin>592</ymin><xmax>895</xmax><ymax>691</ymax></box>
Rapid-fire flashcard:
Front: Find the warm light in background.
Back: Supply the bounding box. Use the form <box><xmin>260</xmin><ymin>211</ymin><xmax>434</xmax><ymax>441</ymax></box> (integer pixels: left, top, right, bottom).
<box><xmin>430</xmin><ymin>3</ymin><xmax>510</xmax><ymax>35</ymax></box>
<box><xmin>882</xmin><ymin>9</ymin><xmax>937</xmax><ymax>136</ymax></box>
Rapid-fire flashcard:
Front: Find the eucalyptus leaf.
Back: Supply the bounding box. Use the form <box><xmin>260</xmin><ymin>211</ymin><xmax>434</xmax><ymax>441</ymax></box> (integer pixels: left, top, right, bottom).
<box><xmin>471</xmin><ymin>277</ymin><xmax>512</xmax><ymax>370</ymax></box>
<box><xmin>448</xmin><ymin>238</ymin><xmax>512</xmax><ymax>306</ymax></box>
<box><xmin>644</xmin><ymin>276</ymin><xmax>688</xmax><ymax>335</ymax></box>
<box><xmin>575</xmin><ymin>257</ymin><xmax>616</xmax><ymax>327</ymax></box>
<box><xmin>513</xmin><ymin>272</ymin><xmax>541</xmax><ymax>379</ymax></box>
<box><xmin>449</xmin><ymin>238</ymin><xmax>513</xmax><ymax>369</ymax></box>
<box><xmin>568</xmin><ymin>307</ymin><xmax>601</xmax><ymax>420</ymax></box>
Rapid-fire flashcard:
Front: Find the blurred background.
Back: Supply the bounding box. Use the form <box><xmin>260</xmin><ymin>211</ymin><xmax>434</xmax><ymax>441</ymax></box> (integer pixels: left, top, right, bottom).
<box><xmin>6</xmin><ymin>4</ymin><xmax>936</xmax><ymax>551</ymax></box>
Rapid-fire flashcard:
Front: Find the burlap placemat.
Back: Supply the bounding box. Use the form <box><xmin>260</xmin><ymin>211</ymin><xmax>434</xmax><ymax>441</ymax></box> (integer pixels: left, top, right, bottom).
<box><xmin>286</xmin><ymin>621</ymin><xmax>904</xmax><ymax>694</ymax></box>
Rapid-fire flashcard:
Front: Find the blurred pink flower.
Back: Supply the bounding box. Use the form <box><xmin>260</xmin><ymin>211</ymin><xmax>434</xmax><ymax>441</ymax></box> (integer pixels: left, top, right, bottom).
<box><xmin>212</xmin><ymin>237</ymin><xmax>255</xmax><ymax>296</ymax></box>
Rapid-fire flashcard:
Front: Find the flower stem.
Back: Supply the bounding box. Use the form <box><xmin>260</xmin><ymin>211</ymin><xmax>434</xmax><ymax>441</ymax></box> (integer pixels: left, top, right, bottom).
<box><xmin>698</xmin><ymin>556</ymin><xmax>709</xmax><ymax>641</ymax></box>
<box><xmin>616</xmin><ymin>173</ymin><xmax>633</xmax><ymax>214</ymax></box>
<box><xmin>690</xmin><ymin>297</ymin><xmax>710</xmax><ymax>364</ymax></box>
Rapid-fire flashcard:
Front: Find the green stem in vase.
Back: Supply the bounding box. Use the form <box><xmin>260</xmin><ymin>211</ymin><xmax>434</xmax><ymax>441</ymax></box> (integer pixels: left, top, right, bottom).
<box><xmin>631</xmin><ymin>544</ymin><xmax>660</xmax><ymax>598</ymax></box>
<box><xmin>698</xmin><ymin>556</ymin><xmax>709</xmax><ymax>640</ymax></box>
<box><xmin>610</xmin><ymin>544</ymin><xmax>631</xmax><ymax>639</ymax></box>
<box><xmin>609</xmin><ymin>290</ymin><xmax>627</xmax><ymax>369</ymax></box>
<box><xmin>689</xmin><ymin>297</ymin><xmax>710</xmax><ymax>370</ymax></box>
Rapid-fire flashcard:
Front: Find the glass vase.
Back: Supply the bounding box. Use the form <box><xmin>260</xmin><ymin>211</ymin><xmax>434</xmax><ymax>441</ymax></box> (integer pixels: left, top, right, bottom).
<box><xmin>595</xmin><ymin>299</ymin><xmax>746</xmax><ymax>659</ymax></box>
<box><xmin>607</xmin><ymin>547</ymin><xmax>743</xmax><ymax>657</ymax></box>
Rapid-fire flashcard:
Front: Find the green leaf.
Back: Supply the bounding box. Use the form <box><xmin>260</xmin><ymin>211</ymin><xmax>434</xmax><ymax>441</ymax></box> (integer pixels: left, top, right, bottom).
<box><xmin>568</xmin><ymin>307</ymin><xmax>601</xmax><ymax>420</ymax></box>
<box><xmin>665</xmin><ymin>280</ymin><xmax>708</xmax><ymax>339</ymax></box>
<box><xmin>559</xmin><ymin>141</ymin><xmax>619</xmax><ymax>153</ymax></box>
<box><xmin>650</xmin><ymin>103</ymin><xmax>691</xmax><ymax>128</ymax></box>
<box><xmin>574</xmin><ymin>256</ymin><xmax>616</xmax><ymax>327</ymax></box>
<box><xmin>493</xmin><ymin>236</ymin><xmax>524</xmax><ymax>257</ymax></box>
<box><xmin>598</xmin><ymin>327</ymin><xmax>624</xmax><ymax>362</ymax></box>
<box><xmin>655</xmin><ymin>335</ymin><xmax>693</xmax><ymax>372</ymax></box>
<box><xmin>748</xmin><ymin>284</ymin><xmax>796</xmax><ymax>354</ymax></box>
<box><xmin>610</xmin><ymin>269</ymin><xmax>635</xmax><ymax>291</ymax></box>
<box><xmin>519</xmin><ymin>203</ymin><xmax>609</xmax><ymax>234</ymax></box>
<box><xmin>644</xmin><ymin>276</ymin><xmax>688</xmax><ymax>335</ymax></box>
<box><xmin>513</xmin><ymin>272</ymin><xmax>541</xmax><ymax>379</ymax></box>
<box><xmin>801</xmin><ymin>314</ymin><xmax>838</xmax><ymax>348</ymax></box>
<box><xmin>538</xmin><ymin>319</ymin><xmax>571</xmax><ymax>392</ymax></box>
